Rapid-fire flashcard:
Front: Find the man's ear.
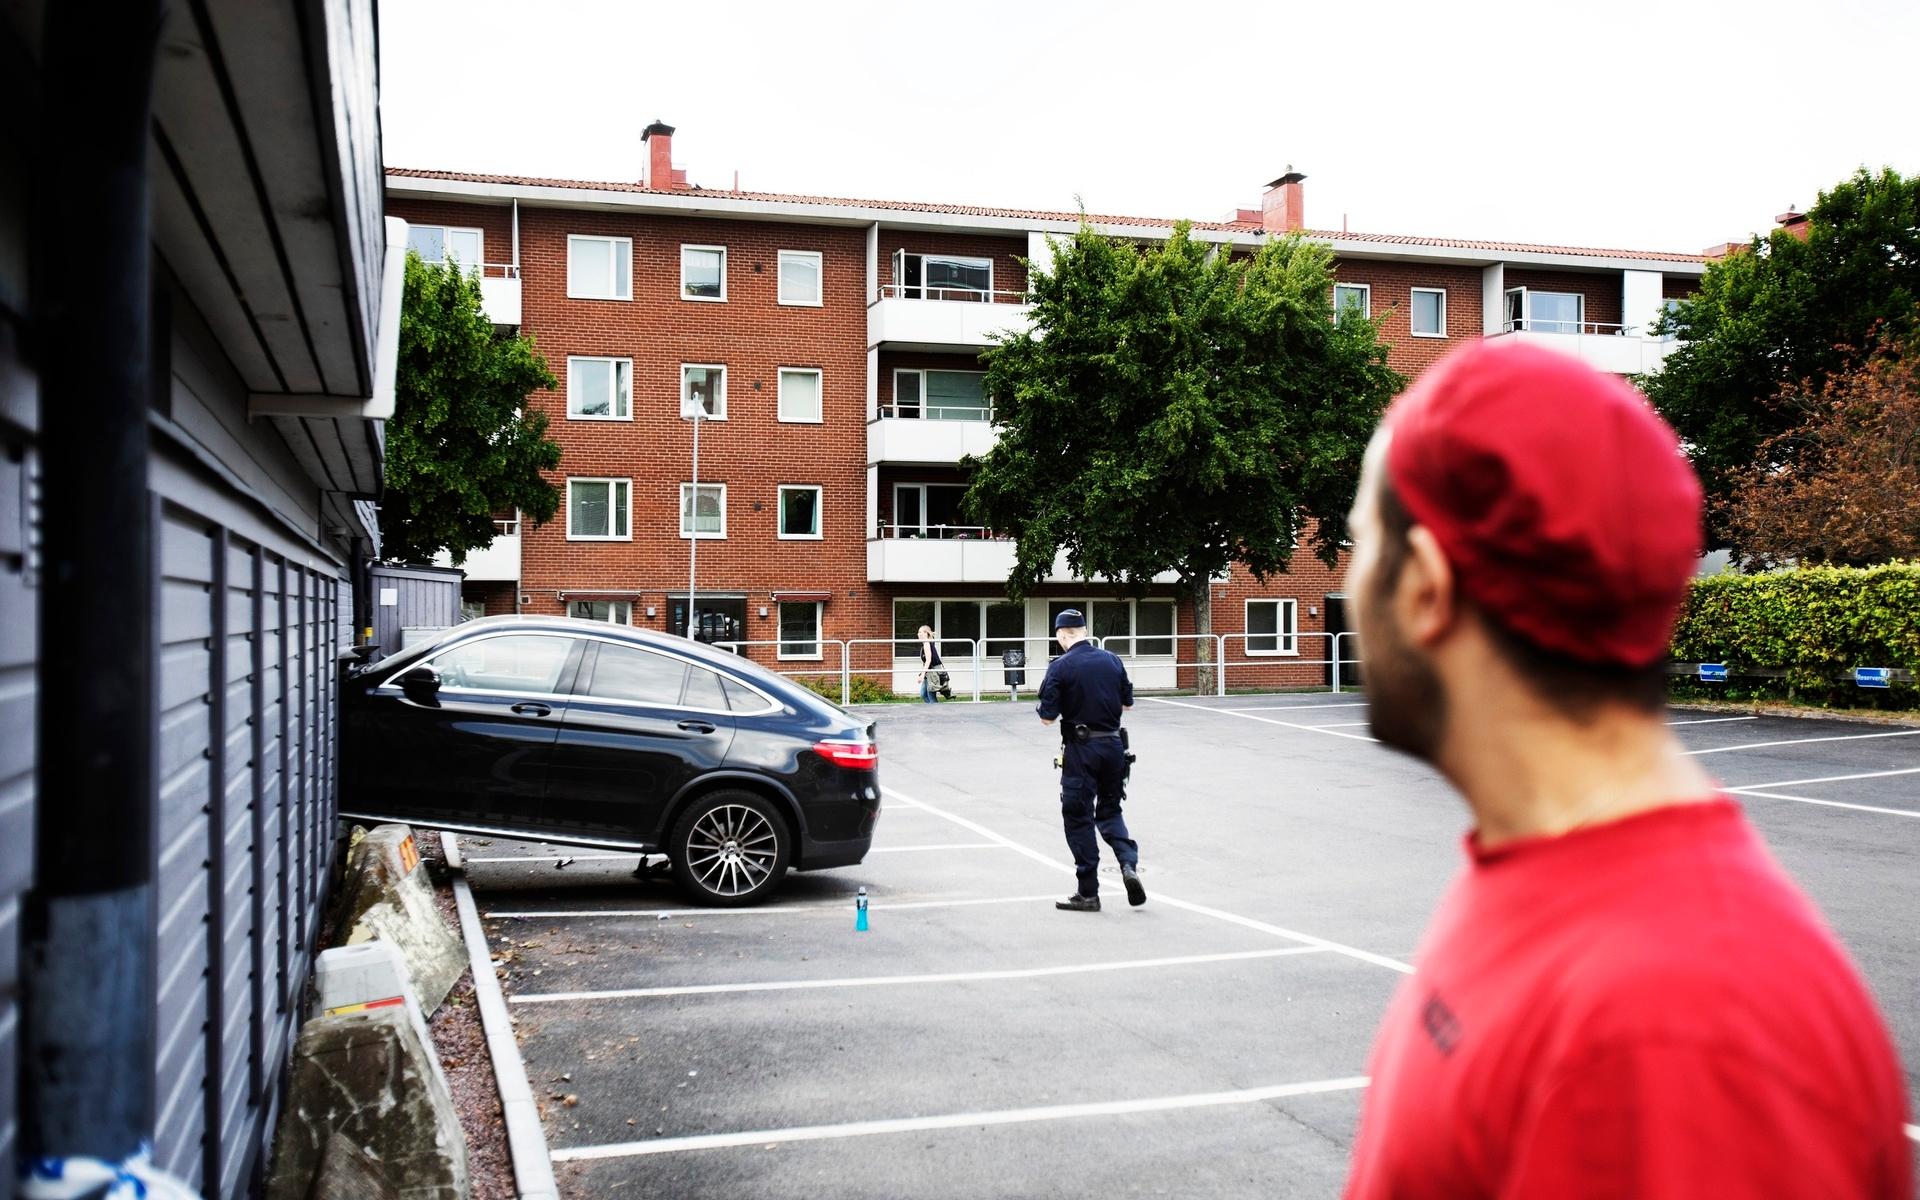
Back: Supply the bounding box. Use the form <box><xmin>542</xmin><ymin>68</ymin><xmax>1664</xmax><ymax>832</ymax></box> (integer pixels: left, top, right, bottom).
<box><xmin>1397</xmin><ymin>525</ymin><xmax>1458</xmax><ymax>649</ymax></box>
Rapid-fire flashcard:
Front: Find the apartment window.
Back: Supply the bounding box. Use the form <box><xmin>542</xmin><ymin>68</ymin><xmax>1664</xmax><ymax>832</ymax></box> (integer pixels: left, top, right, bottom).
<box><xmin>778</xmin><ymin>250</ymin><xmax>823</xmax><ymax>306</ymax></box>
<box><xmin>778</xmin><ymin>602</ymin><xmax>823</xmax><ymax>660</ymax></box>
<box><xmin>681</xmin><ymin>364</ymin><xmax>726</xmax><ymax>419</ymax></box>
<box><xmin>681</xmin><ymin>245</ymin><xmax>726</xmax><ymax>301</ymax></box>
<box><xmin>568</xmin><ymin>600</ymin><xmax>632</xmax><ymax>624</ymax></box>
<box><xmin>892</xmin><ymin>369</ymin><xmax>988</xmax><ymax>420</ymax></box>
<box><xmin>680</xmin><ymin>482</ymin><xmax>726</xmax><ymax>538</ymax></box>
<box><xmin>1246</xmin><ymin>598</ymin><xmax>1298</xmax><ymax>656</ymax></box>
<box><xmin>892</xmin><ymin>250</ymin><xmax>992</xmax><ymax>300</ymax></box>
<box><xmin>778</xmin><ymin>485</ymin><xmax>822</xmax><ymax>539</ymax></box>
<box><xmin>1505</xmin><ymin>288</ymin><xmax>1585</xmax><ymax>334</ymax></box>
<box><xmin>1410</xmin><ymin>288</ymin><xmax>1446</xmax><ymax>338</ymax></box>
<box><xmin>567</xmin><ymin>357</ymin><xmax>631</xmax><ymax>419</ymax></box>
<box><xmin>1332</xmin><ymin>283</ymin><xmax>1370</xmax><ymax>322</ymax></box>
<box><xmin>1136</xmin><ymin>602</ymin><xmax>1175</xmax><ymax>656</ymax></box>
<box><xmin>568</xmin><ymin>235</ymin><xmax>631</xmax><ymax>300</ymax></box>
<box><xmin>567</xmin><ymin>478</ymin><xmax>631</xmax><ymax>540</ymax></box>
<box><xmin>778</xmin><ymin>368</ymin><xmax>823</xmax><ymax>423</ymax></box>
<box><xmin>1092</xmin><ymin>601</ymin><xmax>1132</xmax><ymax>654</ymax></box>
<box><xmin>406</xmin><ymin>225</ymin><xmax>482</xmax><ymax>273</ymax></box>
<box><xmin>893</xmin><ymin>483</ymin><xmax>970</xmax><ymax>537</ymax></box>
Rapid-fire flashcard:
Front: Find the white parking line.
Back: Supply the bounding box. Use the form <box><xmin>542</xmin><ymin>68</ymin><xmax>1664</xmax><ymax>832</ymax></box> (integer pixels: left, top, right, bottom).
<box><xmin>1144</xmin><ymin>696</ymin><xmax>1380</xmax><ymax>745</ymax></box>
<box><xmin>1726</xmin><ymin>766</ymin><xmax>1920</xmax><ymax>791</ymax></box>
<box><xmin>548</xmin><ymin>1074</ymin><xmax>1371</xmax><ymax>1161</ymax></box>
<box><xmin>1309</xmin><ymin>722</ymin><xmax>1372</xmax><ymax>729</ymax></box>
<box><xmin>1728</xmin><ymin>789</ymin><xmax>1919</xmax><ymax>820</ymax></box>
<box><xmin>1684</xmin><ymin>729</ymin><xmax>1920</xmax><ymax>756</ymax></box>
<box><xmin>511</xmin><ymin>945</ymin><xmax>1332</xmax><ymax>1004</ymax></box>
<box><xmin>867</xmin><ymin>842</ymin><xmax>1007</xmax><ymax>853</ymax></box>
<box><xmin>1221</xmin><ymin>702</ymin><xmax>1370</xmax><ymax>713</ymax></box>
<box><xmin>484</xmin><ymin>893</ymin><xmax>1064</xmax><ymax>921</ymax></box>
<box><xmin>1666</xmin><ymin>716</ymin><xmax>1761</xmax><ymax>726</ymax></box>
<box><xmin>884</xmin><ymin>787</ymin><xmax>1413</xmax><ymax>975</ymax></box>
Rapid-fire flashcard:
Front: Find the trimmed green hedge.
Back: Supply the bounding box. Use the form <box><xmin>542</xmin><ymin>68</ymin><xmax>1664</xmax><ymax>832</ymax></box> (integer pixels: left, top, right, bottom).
<box><xmin>1668</xmin><ymin>562</ymin><xmax>1920</xmax><ymax>708</ymax></box>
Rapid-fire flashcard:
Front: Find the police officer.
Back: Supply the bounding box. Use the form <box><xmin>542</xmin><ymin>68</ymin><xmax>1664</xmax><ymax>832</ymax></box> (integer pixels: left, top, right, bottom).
<box><xmin>1036</xmin><ymin>609</ymin><xmax>1145</xmax><ymax>911</ymax></box>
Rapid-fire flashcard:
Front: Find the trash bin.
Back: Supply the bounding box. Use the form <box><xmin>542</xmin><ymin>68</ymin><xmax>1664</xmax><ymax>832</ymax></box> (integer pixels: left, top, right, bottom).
<box><xmin>1001</xmin><ymin>648</ymin><xmax>1027</xmax><ymax>693</ymax></box>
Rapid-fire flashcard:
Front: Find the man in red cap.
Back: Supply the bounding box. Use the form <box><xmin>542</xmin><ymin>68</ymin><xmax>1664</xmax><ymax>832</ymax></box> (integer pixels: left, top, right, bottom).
<box><xmin>1342</xmin><ymin>340</ymin><xmax>1911</xmax><ymax>1198</ymax></box>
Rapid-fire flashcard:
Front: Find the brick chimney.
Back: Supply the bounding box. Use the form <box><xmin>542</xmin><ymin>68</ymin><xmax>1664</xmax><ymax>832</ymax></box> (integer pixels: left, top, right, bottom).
<box><xmin>1262</xmin><ymin>168</ymin><xmax>1306</xmax><ymax>234</ymax></box>
<box><xmin>1774</xmin><ymin>206</ymin><xmax>1810</xmax><ymax>240</ymax></box>
<box><xmin>643</xmin><ymin>120</ymin><xmax>678</xmax><ymax>189</ymax></box>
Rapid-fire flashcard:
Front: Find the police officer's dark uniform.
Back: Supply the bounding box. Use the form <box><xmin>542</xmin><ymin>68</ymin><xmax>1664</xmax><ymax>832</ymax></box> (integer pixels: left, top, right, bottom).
<box><xmin>1036</xmin><ymin>609</ymin><xmax>1145</xmax><ymax>911</ymax></box>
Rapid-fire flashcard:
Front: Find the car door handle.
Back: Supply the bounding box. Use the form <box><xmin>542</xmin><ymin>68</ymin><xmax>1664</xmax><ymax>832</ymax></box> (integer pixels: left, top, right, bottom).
<box><xmin>676</xmin><ymin>719</ymin><xmax>716</xmax><ymax>734</ymax></box>
<box><xmin>511</xmin><ymin>702</ymin><xmax>552</xmax><ymax>717</ymax></box>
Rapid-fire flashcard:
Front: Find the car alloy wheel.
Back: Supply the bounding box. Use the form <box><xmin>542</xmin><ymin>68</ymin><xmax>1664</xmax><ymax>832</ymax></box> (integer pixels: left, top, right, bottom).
<box><xmin>669</xmin><ymin>789</ymin><xmax>791</xmax><ymax>906</ymax></box>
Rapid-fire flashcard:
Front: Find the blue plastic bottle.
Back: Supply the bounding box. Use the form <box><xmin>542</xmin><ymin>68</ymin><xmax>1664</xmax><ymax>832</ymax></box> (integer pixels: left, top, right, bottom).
<box><xmin>855</xmin><ymin>887</ymin><xmax>869</xmax><ymax>932</ymax></box>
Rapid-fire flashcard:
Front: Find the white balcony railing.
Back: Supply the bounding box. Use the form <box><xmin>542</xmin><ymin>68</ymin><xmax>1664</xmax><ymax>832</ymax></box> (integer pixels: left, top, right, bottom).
<box><xmin>478</xmin><ymin>262</ymin><xmax>522</xmax><ymax>328</ymax></box>
<box><xmin>868</xmin><ymin>409</ymin><xmax>999</xmax><ymax>464</ymax></box>
<box><xmin>1487</xmin><ymin>321</ymin><xmax>1680</xmax><ymax>375</ymax></box>
<box><xmin>866</xmin><ymin>527</ymin><xmax>1180</xmax><ymax>585</ymax></box>
<box><xmin>433</xmin><ymin>518</ymin><xmax>520</xmax><ymax>582</ymax></box>
<box><xmin>868</xmin><ymin>287</ymin><xmax>1033</xmax><ymax>349</ymax></box>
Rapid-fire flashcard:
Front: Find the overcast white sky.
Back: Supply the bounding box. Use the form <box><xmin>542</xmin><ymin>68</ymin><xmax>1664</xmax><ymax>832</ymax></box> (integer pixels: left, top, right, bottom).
<box><xmin>379</xmin><ymin>0</ymin><xmax>1917</xmax><ymax>255</ymax></box>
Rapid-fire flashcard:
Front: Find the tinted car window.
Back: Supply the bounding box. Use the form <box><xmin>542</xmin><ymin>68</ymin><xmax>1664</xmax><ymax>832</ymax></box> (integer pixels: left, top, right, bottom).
<box><xmin>585</xmin><ymin>643</ymin><xmax>686</xmax><ymax>705</ymax></box>
<box><xmin>683</xmin><ymin>665</ymin><xmax>728</xmax><ymax>710</ymax></box>
<box><xmin>723</xmin><ymin>677</ymin><xmax>772</xmax><ymax>713</ymax></box>
<box><xmin>430</xmin><ymin>635</ymin><xmax>571</xmax><ymax>694</ymax></box>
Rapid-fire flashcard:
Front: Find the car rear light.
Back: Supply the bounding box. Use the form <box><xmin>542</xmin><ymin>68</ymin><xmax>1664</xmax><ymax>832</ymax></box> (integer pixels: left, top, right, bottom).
<box><xmin>813</xmin><ymin>739</ymin><xmax>878</xmax><ymax>770</ymax></box>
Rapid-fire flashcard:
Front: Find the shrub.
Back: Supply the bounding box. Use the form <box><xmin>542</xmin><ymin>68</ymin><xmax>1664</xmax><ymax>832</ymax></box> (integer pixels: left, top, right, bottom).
<box><xmin>1669</xmin><ymin>562</ymin><xmax>1920</xmax><ymax>708</ymax></box>
<box><xmin>797</xmin><ymin>674</ymin><xmax>900</xmax><ymax>706</ymax></box>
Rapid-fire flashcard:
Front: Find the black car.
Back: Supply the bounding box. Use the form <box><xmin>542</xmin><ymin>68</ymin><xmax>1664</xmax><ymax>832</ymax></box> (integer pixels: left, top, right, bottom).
<box><xmin>341</xmin><ymin>616</ymin><xmax>880</xmax><ymax>906</ymax></box>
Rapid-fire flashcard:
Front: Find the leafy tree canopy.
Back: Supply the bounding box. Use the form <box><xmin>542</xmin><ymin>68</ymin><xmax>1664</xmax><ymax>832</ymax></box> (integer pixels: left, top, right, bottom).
<box><xmin>963</xmin><ymin>223</ymin><xmax>1402</xmax><ymax>634</ymax></box>
<box><xmin>381</xmin><ymin>254</ymin><xmax>561</xmax><ymax>564</ymax></box>
<box><xmin>1643</xmin><ymin>167</ymin><xmax>1920</xmax><ymax>547</ymax></box>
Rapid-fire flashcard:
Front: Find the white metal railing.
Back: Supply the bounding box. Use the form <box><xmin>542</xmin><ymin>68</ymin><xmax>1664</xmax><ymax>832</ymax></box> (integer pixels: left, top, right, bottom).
<box><xmin>877</xmin><ymin>523</ymin><xmax>998</xmax><ymax>540</ymax></box>
<box><xmin>1498</xmin><ymin>319</ymin><xmax>1639</xmax><ymax>336</ymax></box>
<box><xmin>875</xmin><ymin>403</ymin><xmax>996</xmax><ymax>423</ymax></box>
<box><xmin>710</xmin><ymin>639</ymin><xmax>849</xmax><ymax>691</ymax></box>
<box><xmin>876</xmin><ymin>283</ymin><xmax>1029</xmax><ymax>305</ymax></box>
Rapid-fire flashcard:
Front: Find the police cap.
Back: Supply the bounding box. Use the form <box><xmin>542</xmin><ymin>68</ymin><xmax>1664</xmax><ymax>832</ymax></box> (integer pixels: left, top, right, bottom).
<box><xmin>1053</xmin><ymin>609</ymin><xmax>1086</xmax><ymax>631</ymax></box>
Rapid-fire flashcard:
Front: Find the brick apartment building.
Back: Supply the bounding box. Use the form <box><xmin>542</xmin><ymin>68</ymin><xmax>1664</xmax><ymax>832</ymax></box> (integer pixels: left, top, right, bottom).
<box><xmin>385</xmin><ymin>123</ymin><xmax>1709</xmax><ymax>695</ymax></box>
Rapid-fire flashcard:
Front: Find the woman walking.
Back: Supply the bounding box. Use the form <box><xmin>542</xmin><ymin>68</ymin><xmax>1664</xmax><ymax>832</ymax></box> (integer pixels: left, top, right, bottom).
<box><xmin>916</xmin><ymin>625</ymin><xmax>943</xmax><ymax>703</ymax></box>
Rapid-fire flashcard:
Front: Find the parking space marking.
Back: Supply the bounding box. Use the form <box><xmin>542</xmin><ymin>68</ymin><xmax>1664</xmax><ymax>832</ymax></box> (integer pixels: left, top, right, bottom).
<box><xmin>1725</xmin><ymin>766</ymin><xmax>1920</xmax><ymax>791</ymax></box>
<box><xmin>867</xmin><ymin>842</ymin><xmax>1008</xmax><ymax>853</ymax></box>
<box><xmin>1144</xmin><ymin>696</ymin><xmax>1381</xmax><ymax>745</ymax></box>
<box><xmin>1221</xmin><ymin>702</ymin><xmax>1370</xmax><ymax>713</ymax></box>
<box><xmin>548</xmin><ymin>1074</ymin><xmax>1371</xmax><ymax>1161</ymax></box>
<box><xmin>484</xmin><ymin>893</ymin><xmax>1063</xmax><ymax>921</ymax></box>
<box><xmin>510</xmin><ymin>945</ymin><xmax>1332</xmax><ymax>1004</ymax></box>
<box><xmin>1684</xmin><ymin>729</ymin><xmax>1920</xmax><ymax>756</ymax></box>
<box><xmin>1728</xmin><ymin>789</ymin><xmax>1920</xmax><ymax>820</ymax></box>
<box><xmin>884</xmin><ymin>787</ymin><xmax>1414</xmax><ymax>975</ymax></box>
<box><xmin>1309</xmin><ymin>722</ymin><xmax>1372</xmax><ymax>729</ymax></box>
<box><xmin>1666</xmin><ymin>716</ymin><xmax>1761</xmax><ymax>726</ymax></box>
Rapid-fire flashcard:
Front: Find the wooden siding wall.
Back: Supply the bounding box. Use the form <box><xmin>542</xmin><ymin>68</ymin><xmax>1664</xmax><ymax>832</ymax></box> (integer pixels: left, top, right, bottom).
<box><xmin>368</xmin><ymin>564</ymin><xmax>462</xmax><ymax>657</ymax></box>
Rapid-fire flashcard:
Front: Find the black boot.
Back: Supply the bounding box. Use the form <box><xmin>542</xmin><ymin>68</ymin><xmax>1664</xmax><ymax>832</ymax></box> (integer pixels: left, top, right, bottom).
<box><xmin>1055</xmin><ymin>893</ymin><xmax>1101</xmax><ymax>912</ymax></box>
<box><xmin>1121</xmin><ymin>864</ymin><xmax>1146</xmax><ymax>907</ymax></box>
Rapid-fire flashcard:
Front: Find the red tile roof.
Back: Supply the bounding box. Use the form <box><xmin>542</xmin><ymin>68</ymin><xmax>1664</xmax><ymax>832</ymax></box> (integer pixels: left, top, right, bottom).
<box><xmin>385</xmin><ymin>168</ymin><xmax>1709</xmax><ymax>264</ymax></box>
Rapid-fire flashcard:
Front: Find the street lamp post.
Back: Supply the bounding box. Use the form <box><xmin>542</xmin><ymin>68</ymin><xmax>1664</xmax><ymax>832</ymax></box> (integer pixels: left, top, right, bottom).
<box><xmin>683</xmin><ymin>391</ymin><xmax>704</xmax><ymax>640</ymax></box>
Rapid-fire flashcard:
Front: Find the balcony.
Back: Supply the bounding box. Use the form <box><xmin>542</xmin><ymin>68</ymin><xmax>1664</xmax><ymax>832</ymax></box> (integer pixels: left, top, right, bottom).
<box><xmin>867</xmin><ymin>284</ymin><xmax>1032</xmax><ymax>351</ymax></box>
<box><xmin>867</xmin><ymin>526</ymin><xmax>1180</xmax><ymax>585</ymax></box>
<box><xmin>433</xmin><ymin>519</ymin><xmax>520</xmax><ymax>582</ymax></box>
<box><xmin>1487</xmin><ymin>320</ymin><xmax>1678</xmax><ymax>375</ymax></box>
<box><xmin>479</xmin><ymin>263</ymin><xmax>522</xmax><ymax>329</ymax></box>
<box><xmin>868</xmin><ymin>404</ymin><xmax>998</xmax><ymax>465</ymax></box>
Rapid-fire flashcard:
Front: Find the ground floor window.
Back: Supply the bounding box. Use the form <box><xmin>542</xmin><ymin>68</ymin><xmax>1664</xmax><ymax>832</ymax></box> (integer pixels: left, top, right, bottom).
<box><xmin>1246</xmin><ymin>598</ymin><xmax>1298</xmax><ymax>655</ymax></box>
<box><xmin>893</xmin><ymin>598</ymin><xmax>1168</xmax><ymax>659</ymax></box>
<box><xmin>778</xmin><ymin>601</ymin><xmax>822</xmax><ymax>659</ymax></box>
<box><xmin>670</xmin><ymin>596</ymin><xmax>746</xmax><ymax>645</ymax></box>
<box><xmin>568</xmin><ymin>600</ymin><xmax>631</xmax><ymax>624</ymax></box>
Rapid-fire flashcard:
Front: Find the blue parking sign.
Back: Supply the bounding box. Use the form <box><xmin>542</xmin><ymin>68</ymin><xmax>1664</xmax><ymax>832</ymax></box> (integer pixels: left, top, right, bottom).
<box><xmin>1854</xmin><ymin>667</ymin><xmax>1892</xmax><ymax>689</ymax></box>
<box><xmin>1697</xmin><ymin>663</ymin><xmax>1728</xmax><ymax>683</ymax></box>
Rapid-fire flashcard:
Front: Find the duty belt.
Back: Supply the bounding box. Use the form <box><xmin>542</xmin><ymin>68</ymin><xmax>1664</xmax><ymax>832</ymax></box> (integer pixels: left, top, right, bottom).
<box><xmin>1074</xmin><ymin>728</ymin><xmax>1124</xmax><ymax>740</ymax></box>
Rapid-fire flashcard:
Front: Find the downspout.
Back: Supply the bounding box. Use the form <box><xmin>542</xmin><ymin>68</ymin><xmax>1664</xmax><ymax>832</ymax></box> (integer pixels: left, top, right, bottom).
<box><xmin>24</xmin><ymin>0</ymin><xmax>165</xmax><ymax>1171</ymax></box>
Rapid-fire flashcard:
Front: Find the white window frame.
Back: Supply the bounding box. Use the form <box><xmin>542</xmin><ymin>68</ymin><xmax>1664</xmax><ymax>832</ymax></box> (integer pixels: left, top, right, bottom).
<box><xmin>407</xmin><ymin>224</ymin><xmax>484</xmax><ymax>274</ymax></box>
<box><xmin>568</xmin><ymin>600</ymin><xmax>633</xmax><ymax>624</ymax></box>
<box><xmin>894</xmin><ymin>250</ymin><xmax>994</xmax><ymax>300</ymax></box>
<box><xmin>566</xmin><ymin>356</ymin><xmax>632</xmax><ymax>420</ymax></box>
<box><xmin>1505</xmin><ymin>287</ymin><xmax>1586</xmax><ymax>334</ymax></box>
<box><xmin>567</xmin><ymin>234</ymin><xmax>632</xmax><ymax>301</ymax></box>
<box><xmin>680</xmin><ymin>363</ymin><xmax>727</xmax><ymax>420</ymax></box>
<box><xmin>776</xmin><ymin>601</ymin><xmax>824</xmax><ymax>661</ymax></box>
<box><xmin>565</xmin><ymin>478</ymin><xmax>632</xmax><ymax>541</ymax></box>
<box><xmin>1409</xmin><ymin>287</ymin><xmax>1447</xmax><ymax>338</ymax></box>
<box><xmin>679</xmin><ymin>482</ymin><xmax>727</xmax><ymax>540</ymax></box>
<box><xmin>891</xmin><ymin>482</ymin><xmax>971</xmax><ymax>537</ymax></box>
<box><xmin>777</xmin><ymin>250</ymin><xmax>824</xmax><ymax>306</ymax></box>
<box><xmin>1245</xmin><ymin>598</ymin><xmax>1299</xmax><ymax>657</ymax></box>
<box><xmin>777</xmin><ymin>367</ymin><xmax>824</xmax><ymax>424</ymax></box>
<box><xmin>680</xmin><ymin>244</ymin><xmax>727</xmax><ymax>302</ymax></box>
<box><xmin>890</xmin><ymin>368</ymin><xmax>988</xmax><ymax>421</ymax></box>
<box><xmin>777</xmin><ymin>484</ymin><xmax>824</xmax><ymax>540</ymax></box>
<box><xmin>1332</xmin><ymin>283</ymin><xmax>1371</xmax><ymax>322</ymax></box>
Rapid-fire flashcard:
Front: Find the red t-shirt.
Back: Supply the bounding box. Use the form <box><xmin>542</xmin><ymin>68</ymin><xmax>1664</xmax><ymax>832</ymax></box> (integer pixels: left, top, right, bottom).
<box><xmin>1344</xmin><ymin>799</ymin><xmax>1912</xmax><ymax>1199</ymax></box>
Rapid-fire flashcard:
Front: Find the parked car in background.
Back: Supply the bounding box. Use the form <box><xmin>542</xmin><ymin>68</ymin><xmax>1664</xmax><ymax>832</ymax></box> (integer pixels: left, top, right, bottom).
<box><xmin>341</xmin><ymin>616</ymin><xmax>880</xmax><ymax>905</ymax></box>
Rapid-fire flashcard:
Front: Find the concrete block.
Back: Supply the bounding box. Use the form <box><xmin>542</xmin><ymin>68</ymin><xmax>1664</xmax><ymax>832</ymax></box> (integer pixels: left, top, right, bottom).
<box><xmin>307</xmin><ymin>1132</ymin><xmax>402</xmax><ymax>1200</ymax></box>
<box><xmin>332</xmin><ymin>824</ymin><xmax>465</xmax><ymax>1013</ymax></box>
<box><xmin>266</xmin><ymin>1006</ymin><xmax>469</xmax><ymax>1200</ymax></box>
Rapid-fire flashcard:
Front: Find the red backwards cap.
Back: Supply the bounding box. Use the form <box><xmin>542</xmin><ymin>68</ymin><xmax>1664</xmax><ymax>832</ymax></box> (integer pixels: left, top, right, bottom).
<box><xmin>1383</xmin><ymin>340</ymin><xmax>1703</xmax><ymax>667</ymax></box>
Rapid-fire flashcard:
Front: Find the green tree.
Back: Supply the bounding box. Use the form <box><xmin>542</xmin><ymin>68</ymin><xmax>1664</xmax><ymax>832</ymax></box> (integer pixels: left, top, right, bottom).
<box><xmin>964</xmin><ymin>223</ymin><xmax>1402</xmax><ymax>681</ymax></box>
<box><xmin>1642</xmin><ymin>168</ymin><xmax>1920</xmax><ymax>548</ymax></box>
<box><xmin>382</xmin><ymin>254</ymin><xmax>561</xmax><ymax>564</ymax></box>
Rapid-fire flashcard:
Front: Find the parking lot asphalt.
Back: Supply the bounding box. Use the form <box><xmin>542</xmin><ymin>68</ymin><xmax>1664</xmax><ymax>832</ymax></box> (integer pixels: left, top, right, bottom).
<box><xmin>461</xmin><ymin>695</ymin><xmax>1920</xmax><ymax>1199</ymax></box>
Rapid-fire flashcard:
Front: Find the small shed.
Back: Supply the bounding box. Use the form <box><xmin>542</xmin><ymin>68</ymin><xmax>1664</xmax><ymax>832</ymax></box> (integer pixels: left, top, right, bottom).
<box><xmin>370</xmin><ymin>563</ymin><xmax>465</xmax><ymax>657</ymax></box>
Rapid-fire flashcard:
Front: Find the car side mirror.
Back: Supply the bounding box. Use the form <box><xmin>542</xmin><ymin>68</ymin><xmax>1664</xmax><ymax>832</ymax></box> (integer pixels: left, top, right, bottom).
<box><xmin>398</xmin><ymin>665</ymin><xmax>440</xmax><ymax>694</ymax></box>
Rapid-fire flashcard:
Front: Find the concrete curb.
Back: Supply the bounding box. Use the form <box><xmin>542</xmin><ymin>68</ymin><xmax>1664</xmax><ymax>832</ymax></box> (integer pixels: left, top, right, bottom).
<box><xmin>444</xmin><ymin>833</ymin><xmax>560</xmax><ymax>1200</ymax></box>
